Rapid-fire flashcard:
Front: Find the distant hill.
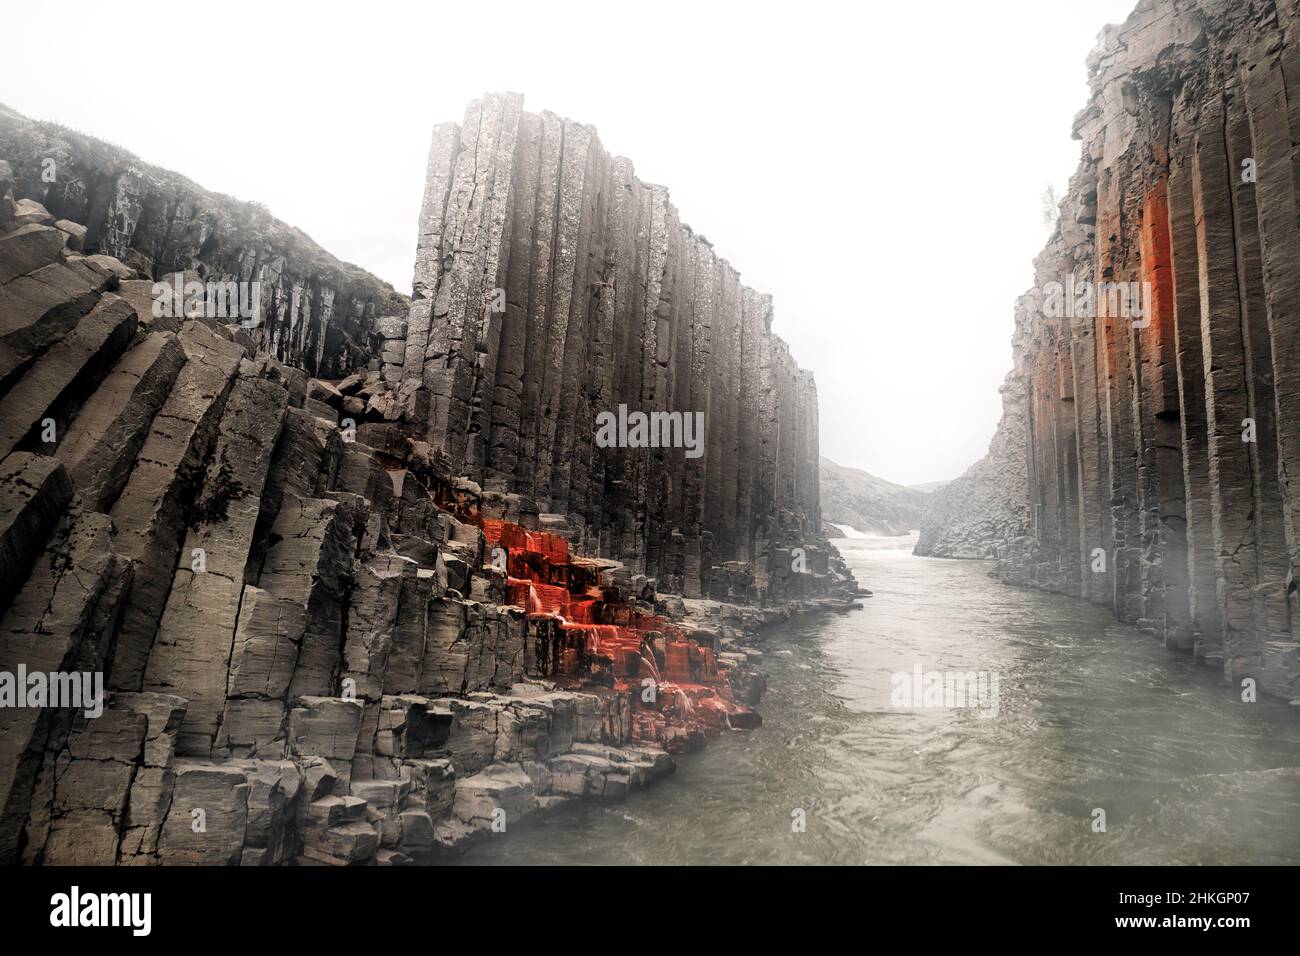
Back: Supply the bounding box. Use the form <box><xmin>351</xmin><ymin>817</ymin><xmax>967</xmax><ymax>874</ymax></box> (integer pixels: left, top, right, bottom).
<box><xmin>819</xmin><ymin>457</ymin><xmax>934</xmax><ymax>537</ymax></box>
<box><xmin>907</xmin><ymin>480</ymin><xmax>950</xmax><ymax>494</ymax></box>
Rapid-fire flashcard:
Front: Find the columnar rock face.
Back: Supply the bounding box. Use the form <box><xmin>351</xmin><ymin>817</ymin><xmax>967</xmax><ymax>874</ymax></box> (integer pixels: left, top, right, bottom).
<box><xmin>929</xmin><ymin>0</ymin><xmax>1300</xmax><ymax>700</ymax></box>
<box><xmin>0</xmin><ymin>96</ymin><xmax>850</xmax><ymax>864</ymax></box>
<box><xmin>0</xmin><ymin>185</ymin><xmax>677</xmax><ymax>864</ymax></box>
<box><xmin>0</xmin><ymin>104</ymin><xmax>409</xmax><ymax>378</ymax></box>
<box><xmin>387</xmin><ymin>93</ymin><xmax>828</xmax><ymax>600</ymax></box>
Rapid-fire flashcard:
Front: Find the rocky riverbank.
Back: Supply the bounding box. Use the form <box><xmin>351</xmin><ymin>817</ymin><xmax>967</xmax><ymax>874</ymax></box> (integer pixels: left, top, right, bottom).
<box><xmin>0</xmin><ymin>94</ymin><xmax>858</xmax><ymax>865</ymax></box>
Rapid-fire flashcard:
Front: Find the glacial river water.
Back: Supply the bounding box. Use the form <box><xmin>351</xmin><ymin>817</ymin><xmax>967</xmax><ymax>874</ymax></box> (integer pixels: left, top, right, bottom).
<box><xmin>455</xmin><ymin>534</ymin><xmax>1300</xmax><ymax>865</ymax></box>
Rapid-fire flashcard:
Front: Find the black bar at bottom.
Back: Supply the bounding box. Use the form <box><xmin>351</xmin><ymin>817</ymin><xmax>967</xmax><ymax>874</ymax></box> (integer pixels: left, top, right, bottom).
<box><xmin>0</xmin><ymin>864</ymin><xmax>1283</xmax><ymax>943</ymax></box>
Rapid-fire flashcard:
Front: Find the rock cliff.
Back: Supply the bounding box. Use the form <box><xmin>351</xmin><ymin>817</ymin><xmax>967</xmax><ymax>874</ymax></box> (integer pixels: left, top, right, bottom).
<box><xmin>926</xmin><ymin>0</ymin><xmax>1300</xmax><ymax>698</ymax></box>
<box><xmin>0</xmin><ymin>103</ymin><xmax>409</xmax><ymax>379</ymax></box>
<box><xmin>0</xmin><ymin>94</ymin><xmax>852</xmax><ymax>864</ymax></box>
<box><xmin>382</xmin><ymin>93</ymin><xmax>832</xmax><ymax>602</ymax></box>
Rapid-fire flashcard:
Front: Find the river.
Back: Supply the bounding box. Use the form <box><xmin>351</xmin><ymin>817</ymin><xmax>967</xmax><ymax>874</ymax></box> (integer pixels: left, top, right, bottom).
<box><xmin>453</xmin><ymin>533</ymin><xmax>1300</xmax><ymax>865</ymax></box>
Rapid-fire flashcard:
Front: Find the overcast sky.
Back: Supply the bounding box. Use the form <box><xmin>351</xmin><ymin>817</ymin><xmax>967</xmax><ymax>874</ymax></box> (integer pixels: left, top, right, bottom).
<box><xmin>4</xmin><ymin>0</ymin><xmax>1137</xmax><ymax>486</ymax></box>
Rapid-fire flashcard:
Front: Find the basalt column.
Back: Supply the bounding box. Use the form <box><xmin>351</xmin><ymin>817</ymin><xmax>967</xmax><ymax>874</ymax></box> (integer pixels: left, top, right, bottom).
<box><xmin>1224</xmin><ymin>88</ymin><xmax>1290</xmax><ymax>653</ymax></box>
<box><xmin>397</xmin><ymin>93</ymin><xmax>827</xmax><ymax>598</ymax></box>
<box><xmin>1137</xmin><ymin>179</ymin><xmax>1192</xmax><ymax>649</ymax></box>
<box><xmin>1168</xmin><ymin>107</ymin><xmax>1222</xmax><ymax>654</ymax></box>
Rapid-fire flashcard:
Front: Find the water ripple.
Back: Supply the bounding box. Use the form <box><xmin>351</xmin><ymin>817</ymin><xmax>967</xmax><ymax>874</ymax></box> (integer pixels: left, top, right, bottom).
<box><xmin>454</xmin><ymin>533</ymin><xmax>1300</xmax><ymax>865</ymax></box>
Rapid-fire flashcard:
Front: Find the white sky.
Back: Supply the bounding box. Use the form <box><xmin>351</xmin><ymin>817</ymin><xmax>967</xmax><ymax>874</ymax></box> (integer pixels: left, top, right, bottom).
<box><xmin>3</xmin><ymin>0</ymin><xmax>1137</xmax><ymax>486</ymax></box>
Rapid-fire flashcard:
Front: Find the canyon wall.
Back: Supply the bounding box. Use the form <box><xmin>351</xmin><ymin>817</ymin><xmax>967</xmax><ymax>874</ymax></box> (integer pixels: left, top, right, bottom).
<box><xmin>374</xmin><ymin>93</ymin><xmax>828</xmax><ymax>601</ymax></box>
<box><xmin>935</xmin><ymin>0</ymin><xmax>1300</xmax><ymax>699</ymax></box>
<box><xmin>0</xmin><ymin>96</ymin><xmax>849</xmax><ymax>864</ymax></box>
<box><xmin>0</xmin><ymin>103</ymin><xmax>409</xmax><ymax>378</ymax></box>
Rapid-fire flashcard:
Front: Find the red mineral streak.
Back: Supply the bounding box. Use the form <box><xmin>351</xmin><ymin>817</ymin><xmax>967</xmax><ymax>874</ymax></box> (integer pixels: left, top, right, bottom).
<box><xmin>1139</xmin><ymin>179</ymin><xmax>1174</xmax><ymax>341</ymax></box>
<box><xmin>478</xmin><ymin>517</ymin><xmax>760</xmax><ymax>750</ymax></box>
